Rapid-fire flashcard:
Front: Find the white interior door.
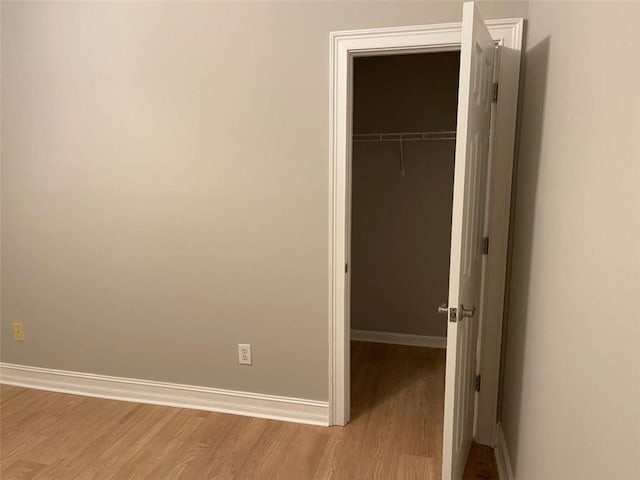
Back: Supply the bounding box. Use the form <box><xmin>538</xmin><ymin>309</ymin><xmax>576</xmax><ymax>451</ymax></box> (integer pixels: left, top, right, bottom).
<box><xmin>442</xmin><ymin>3</ymin><xmax>495</xmax><ymax>479</ymax></box>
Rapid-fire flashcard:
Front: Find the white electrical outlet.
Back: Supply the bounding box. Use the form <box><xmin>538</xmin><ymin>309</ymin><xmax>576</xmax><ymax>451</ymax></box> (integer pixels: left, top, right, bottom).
<box><xmin>238</xmin><ymin>344</ymin><xmax>252</xmax><ymax>365</ymax></box>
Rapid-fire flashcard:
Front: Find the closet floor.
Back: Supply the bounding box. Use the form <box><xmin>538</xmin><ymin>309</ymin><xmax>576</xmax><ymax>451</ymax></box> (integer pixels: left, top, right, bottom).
<box><xmin>1</xmin><ymin>342</ymin><xmax>495</xmax><ymax>479</ymax></box>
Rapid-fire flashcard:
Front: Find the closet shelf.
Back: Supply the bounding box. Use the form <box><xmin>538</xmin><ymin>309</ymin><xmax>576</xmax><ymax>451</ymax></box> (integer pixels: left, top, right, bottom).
<box><xmin>353</xmin><ymin>131</ymin><xmax>456</xmax><ymax>142</ymax></box>
<box><xmin>352</xmin><ymin>130</ymin><xmax>456</xmax><ymax>176</ymax></box>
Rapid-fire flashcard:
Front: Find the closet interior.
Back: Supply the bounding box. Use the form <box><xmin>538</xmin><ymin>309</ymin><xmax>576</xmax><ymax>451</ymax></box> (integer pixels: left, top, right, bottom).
<box><xmin>350</xmin><ymin>51</ymin><xmax>461</xmax><ymax>343</ymax></box>
<box><xmin>347</xmin><ymin>50</ymin><xmax>462</xmax><ymax>470</ymax></box>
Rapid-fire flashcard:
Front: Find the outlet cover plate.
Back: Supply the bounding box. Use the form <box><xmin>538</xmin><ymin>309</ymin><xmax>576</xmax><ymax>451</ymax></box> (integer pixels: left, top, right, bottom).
<box><xmin>12</xmin><ymin>322</ymin><xmax>25</xmax><ymax>342</ymax></box>
<box><xmin>238</xmin><ymin>344</ymin><xmax>252</xmax><ymax>365</ymax></box>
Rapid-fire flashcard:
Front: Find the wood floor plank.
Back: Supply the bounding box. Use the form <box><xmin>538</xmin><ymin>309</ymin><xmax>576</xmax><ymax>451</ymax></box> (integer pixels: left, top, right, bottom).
<box><xmin>112</xmin><ymin>408</ymin><xmax>205</xmax><ymax>479</ymax></box>
<box><xmin>1</xmin><ymin>459</ymin><xmax>47</xmax><ymax>480</ymax></box>
<box><xmin>191</xmin><ymin>416</ymin><xmax>268</xmax><ymax>479</ymax></box>
<box><xmin>148</xmin><ymin>413</ymin><xmax>236</xmax><ymax>479</ymax></box>
<box><xmin>272</xmin><ymin>426</ymin><xmax>330</xmax><ymax>479</ymax></box>
<box><xmin>26</xmin><ymin>395</ymin><xmax>137</xmax><ymax>466</ymax></box>
<box><xmin>1</xmin><ymin>385</ymin><xmax>27</xmax><ymax>404</ymax></box>
<box><xmin>0</xmin><ymin>342</ymin><xmax>496</xmax><ymax>479</ymax></box>
<box><xmin>1</xmin><ymin>391</ymin><xmax>85</xmax><ymax>465</ymax></box>
<box><xmin>89</xmin><ymin>404</ymin><xmax>181</xmax><ymax>478</ymax></box>
<box><xmin>312</xmin><ymin>426</ymin><xmax>345</xmax><ymax>479</ymax></box>
<box><xmin>396</xmin><ymin>453</ymin><xmax>437</xmax><ymax>479</ymax></box>
<box><xmin>462</xmin><ymin>443</ymin><xmax>499</xmax><ymax>480</ymax></box>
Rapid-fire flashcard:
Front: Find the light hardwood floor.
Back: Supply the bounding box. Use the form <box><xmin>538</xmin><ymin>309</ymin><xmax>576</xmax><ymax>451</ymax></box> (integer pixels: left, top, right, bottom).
<box><xmin>1</xmin><ymin>342</ymin><xmax>495</xmax><ymax>479</ymax></box>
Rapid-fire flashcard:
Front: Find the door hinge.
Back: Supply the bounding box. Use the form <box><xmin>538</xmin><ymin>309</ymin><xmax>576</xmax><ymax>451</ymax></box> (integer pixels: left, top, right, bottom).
<box><xmin>474</xmin><ymin>374</ymin><xmax>482</xmax><ymax>392</ymax></box>
<box><xmin>345</xmin><ymin>263</ymin><xmax>349</xmax><ymax>274</ymax></box>
<box><xmin>492</xmin><ymin>82</ymin><xmax>499</xmax><ymax>103</ymax></box>
<box><xmin>449</xmin><ymin>307</ymin><xmax>458</xmax><ymax>323</ymax></box>
<box><xmin>482</xmin><ymin>236</ymin><xmax>489</xmax><ymax>255</ymax></box>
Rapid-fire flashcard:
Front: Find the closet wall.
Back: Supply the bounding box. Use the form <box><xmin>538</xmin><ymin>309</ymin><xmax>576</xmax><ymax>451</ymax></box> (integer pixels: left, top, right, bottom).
<box><xmin>351</xmin><ymin>52</ymin><xmax>460</xmax><ymax>338</ymax></box>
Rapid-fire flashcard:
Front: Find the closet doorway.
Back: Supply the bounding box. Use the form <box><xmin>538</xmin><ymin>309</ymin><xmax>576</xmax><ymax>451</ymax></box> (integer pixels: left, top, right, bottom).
<box><xmin>328</xmin><ymin>5</ymin><xmax>524</xmax><ymax>480</ymax></box>
<box><xmin>348</xmin><ymin>51</ymin><xmax>459</xmax><ymax>478</ymax></box>
<box><xmin>351</xmin><ymin>52</ymin><xmax>458</xmax><ymax>347</ymax></box>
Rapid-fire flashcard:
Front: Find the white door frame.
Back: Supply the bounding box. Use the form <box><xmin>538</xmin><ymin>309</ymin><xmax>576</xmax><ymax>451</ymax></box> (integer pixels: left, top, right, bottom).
<box><xmin>328</xmin><ymin>18</ymin><xmax>523</xmax><ymax>447</ymax></box>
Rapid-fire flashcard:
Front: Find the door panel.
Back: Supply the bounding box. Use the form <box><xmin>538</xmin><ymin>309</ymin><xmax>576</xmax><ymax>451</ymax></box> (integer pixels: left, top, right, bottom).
<box><xmin>442</xmin><ymin>3</ymin><xmax>495</xmax><ymax>479</ymax></box>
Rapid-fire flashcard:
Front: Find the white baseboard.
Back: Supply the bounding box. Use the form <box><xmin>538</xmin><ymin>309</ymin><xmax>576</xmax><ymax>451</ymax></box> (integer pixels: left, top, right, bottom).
<box><xmin>351</xmin><ymin>329</ymin><xmax>446</xmax><ymax>349</ymax></box>
<box><xmin>0</xmin><ymin>363</ymin><xmax>328</xmax><ymax>426</ymax></box>
<box><xmin>495</xmin><ymin>422</ymin><xmax>515</xmax><ymax>480</ymax></box>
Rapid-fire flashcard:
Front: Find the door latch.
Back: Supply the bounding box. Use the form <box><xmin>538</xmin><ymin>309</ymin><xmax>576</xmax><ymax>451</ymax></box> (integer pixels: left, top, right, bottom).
<box><xmin>438</xmin><ymin>303</ymin><xmax>457</xmax><ymax>323</ymax></box>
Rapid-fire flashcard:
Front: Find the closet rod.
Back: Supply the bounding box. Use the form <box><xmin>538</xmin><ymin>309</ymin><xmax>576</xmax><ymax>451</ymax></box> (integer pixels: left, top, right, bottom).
<box><xmin>352</xmin><ymin>131</ymin><xmax>456</xmax><ymax>142</ymax></box>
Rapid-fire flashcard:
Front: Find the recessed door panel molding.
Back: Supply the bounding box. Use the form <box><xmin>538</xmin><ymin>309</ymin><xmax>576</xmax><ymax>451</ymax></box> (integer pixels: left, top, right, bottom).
<box><xmin>442</xmin><ymin>3</ymin><xmax>496</xmax><ymax>478</ymax></box>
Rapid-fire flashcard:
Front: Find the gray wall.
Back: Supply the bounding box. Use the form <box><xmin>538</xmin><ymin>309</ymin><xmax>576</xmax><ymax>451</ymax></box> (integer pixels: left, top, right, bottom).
<box><xmin>350</xmin><ymin>53</ymin><xmax>459</xmax><ymax>337</ymax></box>
<box><xmin>0</xmin><ymin>1</ymin><xmax>528</xmax><ymax>401</ymax></box>
<box><xmin>352</xmin><ymin>53</ymin><xmax>461</xmax><ymax>135</ymax></box>
<box><xmin>501</xmin><ymin>1</ymin><xmax>640</xmax><ymax>478</ymax></box>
